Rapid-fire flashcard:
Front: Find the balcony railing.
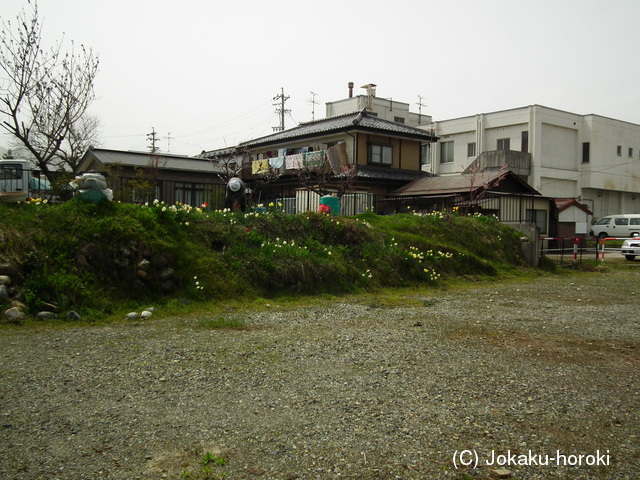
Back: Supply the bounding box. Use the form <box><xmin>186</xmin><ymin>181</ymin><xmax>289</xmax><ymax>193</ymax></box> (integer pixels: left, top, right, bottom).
<box><xmin>464</xmin><ymin>150</ymin><xmax>531</xmax><ymax>176</ymax></box>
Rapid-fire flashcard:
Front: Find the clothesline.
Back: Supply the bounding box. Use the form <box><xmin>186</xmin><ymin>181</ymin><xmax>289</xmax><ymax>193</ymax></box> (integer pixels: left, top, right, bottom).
<box><xmin>251</xmin><ymin>144</ymin><xmax>348</xmax><ymax>175</ymax></box>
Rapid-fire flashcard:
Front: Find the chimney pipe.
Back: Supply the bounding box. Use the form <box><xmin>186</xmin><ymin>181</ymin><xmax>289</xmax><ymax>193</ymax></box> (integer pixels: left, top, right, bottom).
<box><xmin>348</xmin><ymin>82</ymin><xmax>354</xmax><ymax>98</ymax></box>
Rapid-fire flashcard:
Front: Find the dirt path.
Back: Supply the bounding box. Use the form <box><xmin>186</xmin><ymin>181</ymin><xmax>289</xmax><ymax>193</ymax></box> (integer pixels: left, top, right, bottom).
<box><xmin>1</xmin><ymin>263</ymin><xmax>639</xmax><ymax>479</ymax></box>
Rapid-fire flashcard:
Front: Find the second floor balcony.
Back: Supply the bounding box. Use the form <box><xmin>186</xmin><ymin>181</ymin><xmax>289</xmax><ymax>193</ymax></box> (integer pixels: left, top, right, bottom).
<box><xmin>464</xmin><ymin>150</ymin><xmax>532</xmax><ymax>177</ymax></box>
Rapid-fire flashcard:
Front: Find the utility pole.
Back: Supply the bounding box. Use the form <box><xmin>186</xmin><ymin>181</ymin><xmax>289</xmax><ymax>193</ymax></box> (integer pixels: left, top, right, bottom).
<box><xmin>147</xmin><ymin>127</ymin><xmax>159</xmax><ymax>153</ymax></box>
<box><xmin>309</xmin><ymin>91</ymin><xmax>319</xmax><ymax>120</ymax></box>
<box><xmin>273</xmin><ymin>87</ymin><xmax>290</xmax><ymax>132</ymax></box>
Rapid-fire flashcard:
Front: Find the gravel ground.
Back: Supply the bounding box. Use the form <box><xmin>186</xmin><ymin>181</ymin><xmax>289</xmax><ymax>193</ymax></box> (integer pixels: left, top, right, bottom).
<box><xmin>1</xmin><ymin>262</ymin><xmax>639</xmax><ymax>480</ymax></box>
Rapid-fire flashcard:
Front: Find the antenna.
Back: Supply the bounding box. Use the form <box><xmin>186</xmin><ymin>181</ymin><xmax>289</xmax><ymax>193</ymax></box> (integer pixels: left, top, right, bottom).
<box><xmin>417</xmin><ymin>95</ymin><xmax>427</xmax><ymax>124</ymax></box>
<box><xmin>272</xmin><ymin>87</ymin><xmax>290</xmax><ymax>132</ymax></box>
<box><xmin>309</xmin><ymin>91</ymin><xmax>319</xmax><ymax>120</ymax></box>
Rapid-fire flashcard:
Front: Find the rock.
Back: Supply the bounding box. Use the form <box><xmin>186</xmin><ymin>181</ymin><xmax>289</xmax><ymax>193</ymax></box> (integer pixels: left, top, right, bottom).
<box><xmin>159</xmin><ymin>267</ymin><xmax>174</xmax><ymax>280</ymax></box>
<box><xmin>114</xmin><ymin>257</ymin><xmax>129</xmax><ymax>268</ymax></box>
<box><xmin>66</xmin><ymin>311</ymin><xmax>82</xmax><ymax>321</ymax></box>
<box><xmin>161</xmin><ymin>280</ymin><xmax>175</xmax><ymax>292</ymax></box>
<box><xmin>140</xmin><ymin>310</ymin><xmax>153</xmax><ymax>319</ymax></box>
<box><xmin>42</xmin><ymin>303</ymin><xmax>58</xmax><ymax>312</ymax></box>
<box><xmin>75</xmin><ymin>253</ymin><xmax>89</xmax><ymax>269</ymax></box>
<box><xmin>154</xmin><ymin>255</ymin><xmax>169</xmax><ymax>269</ymax></box>
<box><xmin>136</xmin><ymin>269</ymin><xmax>148</xmax><ymax>279</ymax></box>
<box><xmin>4</xmin><ymin>307</ymin><xmax>25</xmax><ymax>323</ymax></box>
<box><xmin>125</xmin><ymin>312</ymin><xmax>139</xmax><ymax>320</ymax></box>
<box><xmin>36</xmin><ymin>311</ymin><xmax>56</xmax><ymax>320</ymax></box>
<box><xmin>0</xmin><ymin>285</ymin><xmax>8</xmax><ymax>300</ymax></box>
<box><xmin>11</xmin><ymin>300</ymin><xmax>26</xmax><ymax>310</ymax></box>
<box><xmin>139</xmin><ymin>243</ymin><xmax>152</xmax><ymax>257</ymax></box>
<box><xmin>137</xmin><ymin>259</ymin><xmax>151</xmax><ymax>271</ymax></box>
<box><xmin>491</xmin><ymin>468</ymin><xmax>512</xmax><ymax>478</ymax></box>
<box><xmin>0</xmin><ymin>263</ymin><xmax>16</xmax><ymax>276</ymax></box>
<box><xmin>0</xmin><ymin>275</ymin><xmax>11</xmax><ymax>286</ymax></box>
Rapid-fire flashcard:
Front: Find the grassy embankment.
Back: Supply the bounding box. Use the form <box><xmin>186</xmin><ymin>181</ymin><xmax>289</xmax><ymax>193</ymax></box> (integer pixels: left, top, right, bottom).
<box><xmin>0</xmin><ymin>199</ymin><xmax>536</xmax><ymax>323</ymax></box>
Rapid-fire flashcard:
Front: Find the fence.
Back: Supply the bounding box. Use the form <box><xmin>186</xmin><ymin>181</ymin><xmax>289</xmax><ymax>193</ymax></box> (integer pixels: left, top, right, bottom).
<box><xmin>540</xmin><ymin>237</ymin><xmax>596</xmax><ymax>264</ymax></box>
<box><xmin>596</xmin><ymin>237</ymin><xmax>633</xmax><ymax>262</ymax></box>
<box><xmin>262</xmin><ymin>191</ymin><xmax>385</xmax><ymax>216</ymax></box>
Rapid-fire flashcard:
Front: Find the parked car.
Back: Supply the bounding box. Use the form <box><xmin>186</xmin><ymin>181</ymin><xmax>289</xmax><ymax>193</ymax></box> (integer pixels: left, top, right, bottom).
<box><xmin>621</xmin><ymin>234</ymin><xmax>640</xmax><ymax>261</ymax></box>
<box><xmin>590</xmin><ymin>214</ymin><xmax>640</xmax><ymax>239</ymax></box>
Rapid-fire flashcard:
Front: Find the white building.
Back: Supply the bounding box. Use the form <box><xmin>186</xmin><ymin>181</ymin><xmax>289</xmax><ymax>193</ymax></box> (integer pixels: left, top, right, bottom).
<box><xmin>425</xmin><ymin>105</ymin><xmax>640</xmax><ymax>221</ymax></box>
<box><xmin>325</xmin><ymin>83</ymin><xmax>432</xmax><ymax>127</ymax></box>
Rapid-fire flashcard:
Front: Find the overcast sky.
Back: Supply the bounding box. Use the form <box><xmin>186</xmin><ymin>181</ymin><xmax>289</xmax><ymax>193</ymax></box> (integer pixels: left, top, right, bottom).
<box><xmin>1</xmin><ymin>0</ymin><xmax>639</xmax><ymax>156</ymax></box>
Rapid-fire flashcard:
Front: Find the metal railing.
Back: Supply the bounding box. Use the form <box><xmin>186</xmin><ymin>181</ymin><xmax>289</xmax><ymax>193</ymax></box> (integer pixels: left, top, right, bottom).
<box><xmin>540</xmin><ymin>237</ymin><xmax>595</xmax><ymax>264</ymax></box>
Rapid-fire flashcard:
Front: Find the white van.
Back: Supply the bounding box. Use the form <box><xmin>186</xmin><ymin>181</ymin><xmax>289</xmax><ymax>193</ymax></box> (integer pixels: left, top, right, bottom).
<box><xmin>589</xmin><ymin>214</ymin><xmax>640</xmax><ymax>239</ymax></box>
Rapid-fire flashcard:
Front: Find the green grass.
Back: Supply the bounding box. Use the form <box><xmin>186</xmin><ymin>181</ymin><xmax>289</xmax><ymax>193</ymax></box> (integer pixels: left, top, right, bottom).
<box><xmin>0</xmin><ymin>199</ymin><xmax>532</xmax><ymax>321</ymax></box>
<box><xmin>196</xmin><ymin>316</ymin><xmax>247</xmax><ymax>330</ymax></box>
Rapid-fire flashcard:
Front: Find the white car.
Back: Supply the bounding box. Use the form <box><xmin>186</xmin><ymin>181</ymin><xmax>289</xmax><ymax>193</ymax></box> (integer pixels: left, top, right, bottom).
<box><xmin>621</xmin><ymin>235</ymin><xmax>640</xmax><ymax>261</ymax></box>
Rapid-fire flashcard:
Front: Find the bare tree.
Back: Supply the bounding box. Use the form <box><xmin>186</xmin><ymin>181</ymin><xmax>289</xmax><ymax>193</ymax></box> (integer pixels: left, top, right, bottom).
<box><xmin>294</xmin><ymin>160</ymin><xmax>358</xmax><ymax>198</ymax></box>
<box><xmin>55</xmin><ymin>114</ymin><xmax>102</xmax><ymax>172</ymax></box>
<box><xmin>0</xmin><ymin>0</ymin><xmax>99</xmax><ymax>180</ymax></box>
<box><xmin>460</xmin><ymin>162</ymin><xmax>508</xmax><ymax>212</ymax></box>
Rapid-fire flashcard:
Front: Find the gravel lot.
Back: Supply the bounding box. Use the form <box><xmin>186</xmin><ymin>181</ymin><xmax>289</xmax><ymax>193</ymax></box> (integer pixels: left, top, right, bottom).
<box><xmin>1</xmin><ymin>262</ymin><xmax>639</xmax><ymax>480</ymax></box>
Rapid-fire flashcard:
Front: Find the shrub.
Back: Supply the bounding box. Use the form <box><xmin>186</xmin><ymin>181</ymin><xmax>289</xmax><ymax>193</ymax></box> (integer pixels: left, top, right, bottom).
<box><xmin>0</xmin><ymin>202</ymin><xmax>529</xmax><ymax>319</ymax></box>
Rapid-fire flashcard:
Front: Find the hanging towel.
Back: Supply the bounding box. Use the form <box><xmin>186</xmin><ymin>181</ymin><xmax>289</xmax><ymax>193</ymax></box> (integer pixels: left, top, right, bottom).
<box><xmin>304</xmin><ymin>150</ymin><xmax>325</xmax><ymax>169</ymax></box>
<box><xmin>269</xmin><ymin>156</ymin><xmax>285</xmax><ymax>169</ymax></box>
<box><xmin>327</xmin><ymin>143</ymin><xmax>348</xmax><ymax>174</ymax></box>
<box><xmin>285</xmin><ymin>153</ymin><xmax>304</xmax><ymax>170</ymax></box>
<box><xmin>252</xmin><ymin>159</ymin><xmax>269</xmax><ymax>174</ymax></box>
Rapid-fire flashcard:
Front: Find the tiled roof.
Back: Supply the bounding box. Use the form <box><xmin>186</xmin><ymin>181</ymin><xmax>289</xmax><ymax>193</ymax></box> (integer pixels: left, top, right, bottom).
<box><xmin>391</xmin><ymin>170</ymin><xmax>541</xmax><ymax>197</ymax></box>
<box><xmin>356</xmin><ymin>165</ymin><xmax>431</xmax><ymax>182</ymax></box>
<box><xmin>554</xmin><ymin>198</ymin><xmax>593</xmax><ymax>215</ymax></box>
<box><xmin>80</xmin><ymin>148</ymin><xmax>227</xmax><ymax>173</ymax></box>
<box><xmin>238</xmin><ymin>111</ymin><xmax>438</xmax><ymax>148</ymax></box>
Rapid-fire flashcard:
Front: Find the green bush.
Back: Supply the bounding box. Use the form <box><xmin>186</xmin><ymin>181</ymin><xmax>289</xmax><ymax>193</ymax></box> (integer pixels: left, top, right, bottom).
<box><xmin>0</xmin><ymin>200</ymin><xmax>530</xmax><ymax>320</ymax></box>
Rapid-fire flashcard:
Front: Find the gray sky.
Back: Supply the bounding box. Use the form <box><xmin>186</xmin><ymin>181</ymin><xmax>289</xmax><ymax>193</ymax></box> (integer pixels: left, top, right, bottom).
<box><xmin>1</xmin><ymin>0</ymin><xmax>639</xmax><ymax>156</ymax></box>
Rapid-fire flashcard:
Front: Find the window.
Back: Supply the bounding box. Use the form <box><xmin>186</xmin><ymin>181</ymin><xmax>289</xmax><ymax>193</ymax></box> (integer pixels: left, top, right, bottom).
<box><xmin>521</xmin><ymin>131</ymin><xmax>529</xmax><ymax>153</ymax></box>
<box><xmin>393</xmin><ymin>116</ymin><xmax>405</xmax><ymax>124</ymax></box>
<box><xmin>175</xmin><ymin>182</ymin><xmax>205</xmax><ymax>206</ymax></box>
<box><xmin>526</xmin><ymin>209</ymin><xmax>548</xmax><ymax>234</ymax></box>
<box><xmin>614</xmin><ymin>217</ymin><xmax>629</xmax><ymax>226</ymax></box>
<box><xmin>0</xmin><ymin>163</ymin><xmax>23</xmax><ymax>181</ymax></box>
<box><xmin>421</xmin><ymin>143</ymin><xmax>432</xmax><ymax>167</ymax></box>
<box><xmin>629</xmin><ymin>148</ymin><xmax>634</xmax><ymax>158</ymax></box>
<box><xmin>497</xmin><ymin>138</ymin><xmax>510</xmax><ymax>151</ymax></box>
<box><xmin>595</xmin><ymin>217</ymin><xmax>611</xmax><ymax>225</ymax></box>
<box><xmin>0</xmin><ymin>163</ymin><xmax>25</xmax><ymax>193</ymax></box>
<box><xmin>369</xmin><ymin>144</ymin><xmax>393</xmax><ymax>165</ymax></box>
<box><xmin>617</xmin><ymin>145</ymin><xmax>622</xmax><ymax>156</ymax></box>
<box><xmin>440</xmin><ymin>141</ymin><xmax>454</xmax><ymax>163</ymax></box>
<box><xmin>467</xmin><ymin>142</ymin><xmax>476</xmax><ymax>157</ymax></box>
<box><xmin>582</xmin><ymin>142</ymin><xmax>590</xmax><ymax>163</ymax></box>
<box><xmin>131</xmin><ymin>184</ymin><xmax>160</xmax><ymax>204</ymax></box>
